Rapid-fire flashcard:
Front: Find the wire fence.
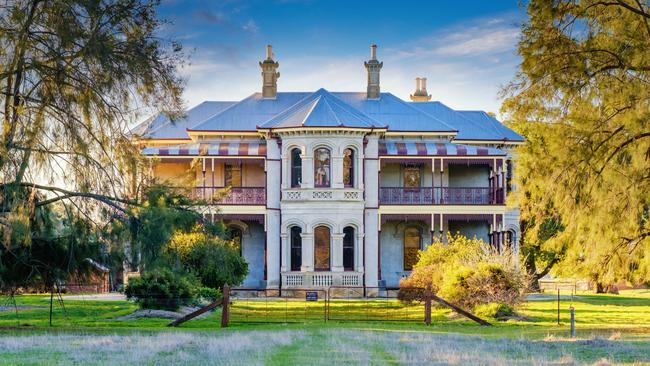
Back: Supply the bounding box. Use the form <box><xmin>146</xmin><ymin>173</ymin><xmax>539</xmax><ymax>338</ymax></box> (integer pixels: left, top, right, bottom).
<box><xmin>326</xmin><ymin>286</ymin><xmax>426</xmax><ymax>322</ymax></box>
<box><xmin>229</xmin><ymin>288</ymin><xmax>328</xmax><ymax>323</ymax></box>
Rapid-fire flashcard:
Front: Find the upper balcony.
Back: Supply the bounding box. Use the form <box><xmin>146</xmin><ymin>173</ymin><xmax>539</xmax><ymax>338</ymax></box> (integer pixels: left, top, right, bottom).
<box><xmin>193</xmin><ymin>186</ymin><xmax>266</xmax><ymax>205</ymax></box>
<box><xmin>378</xmin><ymin>141</ymin><xmax>509</xmax><ymax>206</ymax></box>
<box><xmin>379</xmin><ymin>187</ymin><xmax>504</xmax><ymax>205</ymax></box>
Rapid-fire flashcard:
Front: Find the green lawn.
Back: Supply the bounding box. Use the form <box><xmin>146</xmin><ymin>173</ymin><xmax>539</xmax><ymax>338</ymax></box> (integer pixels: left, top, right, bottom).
<box><xmin>1</xmin><ymin>290</ymin><xmax>649</xmax><ymax>365</ymax></box>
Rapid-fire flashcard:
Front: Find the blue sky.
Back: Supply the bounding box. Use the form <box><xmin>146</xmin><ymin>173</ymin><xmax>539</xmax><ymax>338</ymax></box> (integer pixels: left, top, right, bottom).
<box><xmin>158</xmin><ymin>1</ymin><xmax>526</xmax><ymax>115</ymax></box>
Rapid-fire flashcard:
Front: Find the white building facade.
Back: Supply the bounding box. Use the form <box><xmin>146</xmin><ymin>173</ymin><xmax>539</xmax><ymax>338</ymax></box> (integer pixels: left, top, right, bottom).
<box><xmin>137</xmin><ymin>45</ymin><xmax>525</xmax><ymax>291</ymax></box>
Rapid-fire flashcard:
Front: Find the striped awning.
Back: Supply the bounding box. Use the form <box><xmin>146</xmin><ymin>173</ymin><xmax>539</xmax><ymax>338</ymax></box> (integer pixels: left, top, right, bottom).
<box><xmin>142</xmin><ymin>142</ymin><xmax>267</xmax><ymax>157</ymax></box>
<box><xmin>379</xmin><ymin>142</ymin><xmax>505</xmax><ymax>156</ymax></box>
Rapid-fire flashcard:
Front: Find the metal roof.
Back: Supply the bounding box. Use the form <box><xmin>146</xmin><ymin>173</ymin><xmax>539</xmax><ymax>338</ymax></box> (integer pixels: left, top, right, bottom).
<box><xmin>135</xmin><ymin>90</ymin><xmax>523</xmax><ymax>141</ymax></box>
<box><xmin>333</xmin><ymin>92</ymin><xmax>456</xmax><ymax>132</ymax></box>
<box><xmin>260</xmin><ymin>89</ymin><xmax>384</xmax><ymax>129</ymax></box>
<box><xmin>408</xmin><ymin>102</ymin><xmax>524</xmax><ymax>141</ymax></box>
<box><xmin>190</xmin><ymin>92</ymin><xmax>311</xmax><ymax>132</ymax></box>
<box><xmin>136</xmin><ymin>101</ymin><xmax>236</xmax><ymax>139</ymax></box>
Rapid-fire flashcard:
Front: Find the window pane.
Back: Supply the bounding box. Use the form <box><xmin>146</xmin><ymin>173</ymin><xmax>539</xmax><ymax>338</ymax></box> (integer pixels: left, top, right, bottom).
<box><xmin>225</xmin><ymin>163</ymin><xmax>242</xmax><ymax>187</ymax></box>
<box><xmin>343</xmin><ymin>226</ymin><xmax>354</xmax><ymax>271</ymax></box>
<box><xmin>290</xmin><ymin>226</ymin><xmax>302</xmax><ymax>271</ymax></box>
<box><xmin>343</xmin><ymin>149</ymin><xmax>354</xmax><ymax>187</ymax></box>
<box><xmin>403</xmin><ymin>165</ymin><xmax>421</xmax><ymax>188</ymax></box>
<box><xmin>229</xmin><ymin>228</ymin><xmax>242</xmax><ymax>256</ymax></box>
<box><xmin>404</xmin><ymin>227</ymin><xmax>421</xmax><ymax>270</ymax></box>
<box><xmin>314</xmin><ymin>226</ymin><xmax>330</xmax><ymax>271</ymax></box>
<box><xmin>291</xmin><ymin>148</ymin><xmax>302</xmax><ymax>188</ymax></box>
<box><xmin>314</xmin><ymin>148</ymin><xmax>331</xmax><ymax>187</ymax></box>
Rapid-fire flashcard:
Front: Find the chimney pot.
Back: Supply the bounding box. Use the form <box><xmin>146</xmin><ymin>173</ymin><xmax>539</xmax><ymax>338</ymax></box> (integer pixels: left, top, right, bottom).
<box><xmin>410</xmin><ymin>76</ymin><xmax>432</xmax><ymax>102</ymax></box>
<box><xmin>370</xmin><ymin>44</ymin><xmax>377</xmax><ymax>60</ymax></box>
<box><xmin>266</xmin><ymin>44</ymin><xmax>273</xmax><ymax>60</ymax></box>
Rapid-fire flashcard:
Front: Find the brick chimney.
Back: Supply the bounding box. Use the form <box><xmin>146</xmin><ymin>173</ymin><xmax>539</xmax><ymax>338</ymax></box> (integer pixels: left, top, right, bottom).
<box><xmin>409</xmin><ymin>77</ymin><xmax>431</xmax><ymax>102</ymax></box>
<box><xmin>260</xmin><ymin>45</ymin><xmax>280</xmax><ymax>99</ymax></box>
<box><xmin>364</xmin><ymin>44</ymin><xmax>383</xmax><ymax>99</ymax></box>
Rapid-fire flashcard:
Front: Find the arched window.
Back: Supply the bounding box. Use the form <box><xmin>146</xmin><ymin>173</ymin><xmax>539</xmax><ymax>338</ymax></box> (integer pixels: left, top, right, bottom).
<box><xmin>314</xmin><ymin>225</ymin><xmax>331</xmax><ymax>271</ymax></box>
<box><xmin>229</xmin><ymin>227</ymin><xmax>243</xmax><ymax>256</ymax></box>
<box><xmin>290</xmin><ymin>148</ymin><xmax>302</xmax><ymax>188</ymax></box>
<box><xmin>343</xmin><ymin>226</ymin><xmax>355</xmax><ymax>271</ymax></box>
<box><xmin>314</xmin><ymin>148</ymin><xmax>331</xmax><ymax>187</ymax></box>
<box><xmin>343</xmin><ymin>148</ymin><xmax>355</xmax><ymax>187</ymax></box>
<box><xmin>403</xmin><ymin>227</ymin><xmax>421</xmax><ymax>270</ymax></box>
<box><xmin>505</xmin><ymin>229</ymin><xmax>516</xmax><ymax>250</ymax></box>
<box><xmin>290</xmin><ymin>226</ymin><xmax>302</xmax><ymax>271</ymax></box>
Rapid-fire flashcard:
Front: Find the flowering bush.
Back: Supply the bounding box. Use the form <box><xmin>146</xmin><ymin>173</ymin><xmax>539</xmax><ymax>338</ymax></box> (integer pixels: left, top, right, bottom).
<box><xmin>399</xmin><ymin>233</ymin><xmax>527</xmax><ymax>310</ymax></box>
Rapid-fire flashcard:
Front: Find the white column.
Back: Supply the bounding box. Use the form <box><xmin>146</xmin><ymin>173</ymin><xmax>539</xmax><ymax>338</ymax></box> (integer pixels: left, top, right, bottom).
<box><xmin>301</xmin><ymin>155</ymin><xmax>313</xmax><ymax>188</ymax></box>
<box><xmin>332</xmin><ymin>155</ymin><xmax>344</xmax><ymax>189</ymax></box>
<box><xmin>300</xmin><ymin>232</ymin><xmax>314</xmax><ymax>272</ymax></box>
<box><xmin>266</xmin><ymin>210</ymin><xmax>281</xmax><ymax>288</ymax></box>
<box><xmin>356</xmin><ymin>233</ymin><xmax>365</xmax><ymax>272</ymax></box>
<box><xmin>364</xmin><ymin>135</ymin><xmax>380</xmax><ymax>287</ymax></box>
<box><xmin>331</xmin><ymin>233</ymin><xmax>345</xmax><ymax>272</ymax></box>
<box><xmin>280</xmin><ymin>232</ymin><xmax>289</xmax><ymax>273</ymax></box>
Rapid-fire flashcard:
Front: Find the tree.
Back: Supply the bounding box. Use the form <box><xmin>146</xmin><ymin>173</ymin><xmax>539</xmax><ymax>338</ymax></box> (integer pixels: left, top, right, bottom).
<box><xmin>0</xmin><ymin>0</ymin><xmax>185</xmax><ymax>286</ymax></box>
<box><xmin>0</xmin><ymin>0</ymin><xmax>184</xmax><ymax>236</ymax></box>
<box><xmin>165</xmin><ymin>230</ymin><xmax>248</xmax><ymax>290</ymax></box>
<box><xmin>502</xmin><ymin>0</ymin><xmax>650</xmax><ymax>289</ymax></box>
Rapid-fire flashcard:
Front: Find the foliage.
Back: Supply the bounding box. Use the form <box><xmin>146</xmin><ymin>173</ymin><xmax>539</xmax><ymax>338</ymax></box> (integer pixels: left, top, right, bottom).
<box><xmin>196</xmin><ymin>287</ymin><xmax>222</xmax><ymax>304</ymax></box>
<box><xmin>0</xmin><ymin>198</ymin><xmax>102</xmax><ymax>293</ymax></box>
<box><xmin>399</xmin><ymin>234</ymin><xmax>527</xmax><ymax>309</ymax></box>
<box><xmin>124</xmin><ymin>269</ymin><xmax>198</xmax><ymax>311</ymax></box>
<box><xmin>165</xmin><ymin>230</ymin><xmax>247</xmax><ymax>290</ymax></box>
<box><xmin>520</xmin><ymin>215</ymin><xmax>566</xmax><ymax>291</ymax></box>
<box><xmin>473</xmin><ymin>303</ymin><xmax>515</xmax><ymax>320</ymax></box>
<box><xmin>502</xmin><ymin>0</ymin><xmax>650</xmax><ymax>288</ymax></box>
<box><xmin>0</xmin><ymin>0</ymin><xmax>185</xmax><ymax>293</ymax></box>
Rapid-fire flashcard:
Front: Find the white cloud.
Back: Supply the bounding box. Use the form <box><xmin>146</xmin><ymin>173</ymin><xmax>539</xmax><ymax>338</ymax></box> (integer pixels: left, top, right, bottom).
<box><xmin>179</xmin><ymin>14</ymin><xmax>522</xmax><ymax>116</ymax></box>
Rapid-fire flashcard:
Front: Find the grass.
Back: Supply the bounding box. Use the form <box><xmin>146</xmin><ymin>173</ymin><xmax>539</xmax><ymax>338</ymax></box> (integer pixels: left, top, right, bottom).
<box><xmin>1</xmin><ymin>289</ymin><xmax>649</xmax><ymax>365</ymax></box>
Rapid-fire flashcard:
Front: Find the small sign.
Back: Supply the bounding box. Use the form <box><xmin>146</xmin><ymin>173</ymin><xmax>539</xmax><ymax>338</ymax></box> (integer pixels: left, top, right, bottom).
<box><xmin>306</xmin><ymin>291</ymin><xmax>318</xmax><ymax>301</ymax></box>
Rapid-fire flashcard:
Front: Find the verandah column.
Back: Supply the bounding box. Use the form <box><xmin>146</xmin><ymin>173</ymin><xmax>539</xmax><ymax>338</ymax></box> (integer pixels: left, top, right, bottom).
<box><xmin>300</xmin><ymin>232</ymin><xmax>315</xmax><ymax>272</ymax></box>
<box><xmin>331</xmin><ymin>233</ymin><xmax>345</xmax><ymax>272</ymax></box>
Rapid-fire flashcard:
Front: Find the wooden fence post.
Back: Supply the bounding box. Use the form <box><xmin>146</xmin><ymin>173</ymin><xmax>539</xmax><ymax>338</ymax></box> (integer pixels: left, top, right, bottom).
<box><xmin>221</xmin><ymin>283</ymin><xmax>230</xmax><ymax>328</ymax></box>
<box><xmin>424</xmin><ymin>285</ymin><xmax>432</xmax><ymax>326</ymax></box>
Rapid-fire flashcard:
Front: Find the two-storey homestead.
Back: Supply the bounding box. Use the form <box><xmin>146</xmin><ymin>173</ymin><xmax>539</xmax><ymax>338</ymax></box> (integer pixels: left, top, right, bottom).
<box><xmin>135</xmin><ymin>45</ymin><xmax>525</xmax><ymax>291</ymax></box>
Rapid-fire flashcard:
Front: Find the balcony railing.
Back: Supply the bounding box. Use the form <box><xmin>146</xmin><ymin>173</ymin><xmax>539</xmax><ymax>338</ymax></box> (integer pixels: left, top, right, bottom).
<box><xmin>281</xmin><ymin>271</ymin><xmax>363</xmax><ymax>288</ymax></box>
<box><xmin>379</xmin><ymin>187</ymin><xmax>503</xmax><ymax>205</ymax></box>
<box><xmin>193</xmin><ymin>187</ymin><xmax>266</xmax><ymax>205</ymax></box>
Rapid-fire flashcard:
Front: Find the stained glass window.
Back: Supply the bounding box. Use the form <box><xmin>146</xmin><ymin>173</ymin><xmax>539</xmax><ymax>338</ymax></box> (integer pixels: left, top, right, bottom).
<box><xmin>343</xmin><ymin>148</ymin><xmax>354</xmax><ymax>187</ymax></box>
<box><xmin>314</xmin><ymin>226</ymin><xmax>331</xmax><ymax>271</ymax></box>
<box><xmin>314</xmin><ymin>148</ymin><xmax>331</xmax><ymax>187</ymax></box>
<box><xmin>403</xmin><ymin>227</ymin><xmax>421</xmax><ymax>270</ymax></box>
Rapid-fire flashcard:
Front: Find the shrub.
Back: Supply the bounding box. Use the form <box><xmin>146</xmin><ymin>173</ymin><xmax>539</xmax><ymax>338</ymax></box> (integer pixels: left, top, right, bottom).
<box><xmin>124</xmin><ymin>269</ymin><xmax>199</xmax><ymax>311</ymax></box>
<box><xmin>197</xmin><ymin>287</ymin><xmax>222</xmax><ymax>304</ymax></box>
<box><xmin>166</xmin><ymin>231</ymin><xmax>248</xmax><ymax>289</ymax></box>
<box><xmin>473</xmin><ymin>303</ymin><xmax>515</xmax><ymax>320</ymax></box>
<box><xmin>399</xmin><ymin>233</ymin><xmax>527</xmax><ymax>310</ymax></box>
